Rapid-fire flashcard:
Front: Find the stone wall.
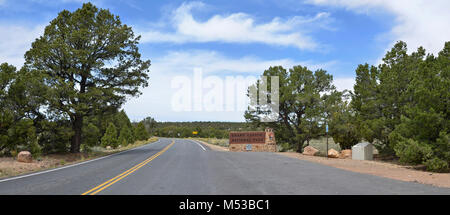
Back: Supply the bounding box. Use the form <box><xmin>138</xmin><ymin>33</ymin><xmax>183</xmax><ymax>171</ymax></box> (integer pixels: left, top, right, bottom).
<box><xmin>229</xmin><ymin>143</ymin><xmax>276</xmax><ymax>152</ymax></box>
<box><xmin>229</xmin><ymin>128</ymin><xmax>276</xmax><ymax>152</ymax></box>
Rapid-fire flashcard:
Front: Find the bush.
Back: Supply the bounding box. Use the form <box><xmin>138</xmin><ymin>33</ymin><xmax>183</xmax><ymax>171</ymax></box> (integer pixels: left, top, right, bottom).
<box><xmin>118</xmin><ymin>126</ymin><xmax>133</xmax><ymax>146</ymax></box>
<box><xmin>101</xmin><ymin>123</ymin><xmax>118</xmax><ymax>148</ymax></box>
<box><xmin>39</xmin><ymin>120</ymin><xmax>72</xmax><ymax>154</ymax></box>
<box><xmin>80</xmin><ymin>144</ymin><xmax>92</xmax><ymax>154</ymax></box>
<box><xmin>424</xmin><ymin>157</ymin><xmax>449</xmax><ymax>173</ymax></box>
<box><xmin>434</xmin><ymin>132</ymin><xmax>450</xmax><ymax>164</ymax></box>
<box><xmin>83</xmin><ymin>123</ymin><xmax>101</xmax><ymax>147</ymax></box>
<box><xmin>29</xmin><ymin>139</ymin><xmax>42</xmax><ymax>159</ymax></box>
<box><xmin>279</xmin><ymin>142</ymin><xmax>291</xmax><ymax>152</ymax></box>
<box><xmin>134</xmin><ymin>122</ymin><xmax>149</xmax><ymax>141</ymax></box>
<box><xmin>394</xmin><ymin>139</ymin><xmax>432</xmax><ymax>165</ymax></box>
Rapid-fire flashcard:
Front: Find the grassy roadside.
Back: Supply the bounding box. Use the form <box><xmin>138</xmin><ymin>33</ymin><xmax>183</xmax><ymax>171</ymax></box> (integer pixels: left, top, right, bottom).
<box><xmin>0</xmin><ymin>137</ymin><xmax>159</xmax><ymax>179</ymax></box>
<box><xmin>189</xmin><ymin>137</ymin><xmax>341</xmax><ymax>155</ymax></box>
<box><xmin>189</xmin><ymin>137</ymin><xmax>229</xmax><ymax>148</ymax></box>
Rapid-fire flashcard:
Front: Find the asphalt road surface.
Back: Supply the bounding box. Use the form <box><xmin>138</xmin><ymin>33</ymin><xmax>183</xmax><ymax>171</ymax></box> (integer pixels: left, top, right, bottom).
<box><xmin>0</xmin><ymin>138</ymin><xmax>449</xmax><ymax>195</ymax></box>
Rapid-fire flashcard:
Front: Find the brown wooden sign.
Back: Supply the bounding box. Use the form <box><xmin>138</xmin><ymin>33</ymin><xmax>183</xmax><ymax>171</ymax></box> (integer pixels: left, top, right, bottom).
<box><xmin>229</xmin><ymin>132</ymin><xmax>266</xmax><ymax>144</ymax></box>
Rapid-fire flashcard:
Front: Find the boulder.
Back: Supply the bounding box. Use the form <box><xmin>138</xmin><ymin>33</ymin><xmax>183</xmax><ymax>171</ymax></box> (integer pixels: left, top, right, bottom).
<box><xmin>17</xmin><ymin>151</ymin><xmax>32</xmax><ymax>163</ymax></box>
<box><xmin>339</xmin><ymin>149</ymin><xmax>352</xmax><ymax>159</ymax></box>
<box><xmin>327</xmin><ymin>149</ymin><xmax>339</xmax><ymax>158</ymax></box>
<box><xmin>303</xmin><ymin>146</ymin><xmax>319</xmax><ymax>156</ymax></box>
<box><xmin>106</xmin><ymin>146</ymin><xmax>112</xmax><ymax>150</ymax></box>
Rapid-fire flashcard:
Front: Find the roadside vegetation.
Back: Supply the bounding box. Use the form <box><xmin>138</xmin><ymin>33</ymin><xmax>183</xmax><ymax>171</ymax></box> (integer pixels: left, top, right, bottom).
<box><xmin>156</xmin><ymin>41</ymin><xmax>449</xmax><ymax>172</ymax></box>
<box><xmin>143</xmin><ymin>121</ymin><xmax>253</xmax><ymax>138</ymax></box>
<box><xmin>191</xmin><ymin>138</ymin><xmax>229</xmax><ymax>148</ymax></box>
<box><xmin>0</xmin><ymin>137</ymin><xmax>158</xmax><ymax>179</ymax></box>
<box><xmin>245</xmin><ymin>41</ymin><xmax>450</xmax><ymax>172</ymax></box>
<box><xmin>0</xmin><ymin>3</ymin><xmax>151</xmax><ymax>159</ymax></box>
<box><xmin>0</xmin><ymin>2</ymin><xmax>448</xmax><ymax>173</ymax></box>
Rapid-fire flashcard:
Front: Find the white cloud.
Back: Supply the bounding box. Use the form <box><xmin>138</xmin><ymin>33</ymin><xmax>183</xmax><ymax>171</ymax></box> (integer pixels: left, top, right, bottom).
<box><xmin>151</xmin><ymin>50</ymin><xmax>336</xmax><ymax>76</ymax></box>
<box><xmin>0</xmin><ymin>24</ymin><xmax>45</xmax><ymax>66</ymax></box>
<box><xmin>333</xmin><ymin>77</ymin><xmax>354</xmax><ymax>92</ymax></box>
<box><xmin>307</xmin><ymin>0</ymin><xmax>450</xmax><ymax>54</ymax></box>
<box><xmin>123</xmin><ymin>50</ymin><xmax>337</xmax><ymax>121</ymax></box>
<box><xmin>139</xmin><ymin>1</ymin><xmax>333</xmax><ymax>50</ymax></box>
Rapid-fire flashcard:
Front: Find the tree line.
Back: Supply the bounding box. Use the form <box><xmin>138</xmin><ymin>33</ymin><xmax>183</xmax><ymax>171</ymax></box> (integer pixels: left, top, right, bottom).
<box><xmin>140</xmin><ymin>119</ymin><xmax>252</xmax><ymax>139</ymax></box>
<box><xmin>246</xmin><ymin>41</ymin><xmax>449</xmax><ymax>172</ymax></box>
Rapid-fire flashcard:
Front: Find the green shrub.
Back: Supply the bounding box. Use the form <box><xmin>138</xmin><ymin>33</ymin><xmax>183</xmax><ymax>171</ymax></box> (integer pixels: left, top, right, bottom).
<box><xmin>279</xmin><ymin>142</ymin><xmax>291</xmax><ymax>152</ymax></box>
<box><xmin>80</xmin><ymin>144</ymin><xmax>92</xmax><ymax>154</ymax></box>
<box><xmin>101</xmin><ymin>123</ymin><xmax>118</xmax><ymax>148</ymax></box>
<box><xmin>118</xmin><ymin>126</ymin><xmax>133</xmax><ymax>146</ymax></box>
<box><xmin>10</xmin><ymin>150</ymin><xmax>18</xmax><ymax>158</ymax></box>
<box><xmin>434</xmin><ymin>132</ymin><xmax>450</xmax><ymax>164</ymax></box>
<box><xmin>394</xmin><ymin>139</ymin><xmax>432</xmax><ymax>165</ymax></box>
<box><xmin>134</xmin><ymin>122</ymin><xmax>149</xmax><ymax>141</ymax></box>
<box><xmin>424</xmin><ymin>157</ymin><xmax>449</xmax><ymax>173</ymax></box>
<box><xmin>29</xmin><ymin>139</ymin><xmax>42</xmax><ymax>159</ymax></box>
<box><xmin>83</xmin><ymin>123</ymin><xmax>101</xmax><ymax>146</ymax></box>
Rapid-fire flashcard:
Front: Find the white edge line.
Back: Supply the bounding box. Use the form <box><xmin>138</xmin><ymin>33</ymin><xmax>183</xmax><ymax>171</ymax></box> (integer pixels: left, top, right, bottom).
<box><xmin>189</xmin><ymin>140</ymin><xmax>206</xmax><ymax>151</ymax></box>
<box><xmin>0</xmin><ymin>139</ymin><xmax>162</xmax><ymax>183</ymax></box>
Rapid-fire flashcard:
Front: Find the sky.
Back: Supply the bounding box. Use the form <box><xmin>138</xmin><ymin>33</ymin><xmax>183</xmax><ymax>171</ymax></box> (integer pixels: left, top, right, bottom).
<box><xmin>0</xmin><ymin>0</ymin><xmax>449</xmax><ymax>122</ymax></box>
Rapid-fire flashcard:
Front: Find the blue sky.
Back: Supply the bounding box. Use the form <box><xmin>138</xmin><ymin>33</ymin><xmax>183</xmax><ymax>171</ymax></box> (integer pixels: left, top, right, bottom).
<box><xmin>1</xmin><ymin>0</ymin><xmax>449</xmax><ymax>122</ymax></box>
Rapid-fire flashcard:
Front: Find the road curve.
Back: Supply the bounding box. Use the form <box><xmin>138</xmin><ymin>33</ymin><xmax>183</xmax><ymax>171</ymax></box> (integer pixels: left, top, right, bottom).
<box><xmin>0</xmin><ymin>138</ymin><xmax>449</xmax><ymax>195</ymax></box>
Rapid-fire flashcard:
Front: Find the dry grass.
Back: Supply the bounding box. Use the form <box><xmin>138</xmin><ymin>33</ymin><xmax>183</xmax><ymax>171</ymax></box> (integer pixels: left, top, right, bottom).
<box><xmin>0</xmin><ymin>137</ymin><xmax>159</xmax><ymax>179</ymax></box>
<box><xmin>191</xmin><ymin>138</ymin><xmax>229</xmax><ymax>147</ymax></box>
<box><xmin>90</xmin><ymin>136</ymin><xmax>159</xmax><ymax>155</ymax></box>
<box><xmin>304</xmin><ymin>137</ymin><xmax>340</xmax><ymax>156</ymax></box>
<box><xmin>191</xmin><ymin>137</ymin><xmax>341</xmax><ymax>154</ymax></box>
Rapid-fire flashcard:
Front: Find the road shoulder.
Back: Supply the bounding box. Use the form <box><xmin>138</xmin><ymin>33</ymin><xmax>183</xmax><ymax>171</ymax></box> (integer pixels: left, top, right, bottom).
<box><xmin>278</xmin><ymin>152</ymin><xmax>450</xmax><ymax>188</ymax></box>
<box><xmin>191</xmin><ymin>139</ymin><xmax>228</xmax><ymax>151</ymax></box>
<box><xmin>0</xmin><ymin>137</ymin><xmax>159</xmax><ymax>180</ymax></box>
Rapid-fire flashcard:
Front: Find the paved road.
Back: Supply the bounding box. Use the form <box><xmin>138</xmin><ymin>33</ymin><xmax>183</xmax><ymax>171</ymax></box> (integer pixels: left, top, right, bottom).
<box><xmin>0</xmin><ymin>138</ymin><xmax>449</xmax><ymax>195</ymax></box>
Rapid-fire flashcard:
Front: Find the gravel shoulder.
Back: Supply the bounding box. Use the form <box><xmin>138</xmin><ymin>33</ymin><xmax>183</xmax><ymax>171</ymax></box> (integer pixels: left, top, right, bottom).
<box><xmin>191</xmin><ymin>139</ymin><xmax>450</xmax><ymax>189</ymax></box>
<box><xmin>278</xmin><ymin>152</ymin><xmax>450</xmax><ymax>188</ymax></box>
<box><xmin>193</xmin><ymin>139</ymin><xmax>228</xmax><ymax>151</ymax></box>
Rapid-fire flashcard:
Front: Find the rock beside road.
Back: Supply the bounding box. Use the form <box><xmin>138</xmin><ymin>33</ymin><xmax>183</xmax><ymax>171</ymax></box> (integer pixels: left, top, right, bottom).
<box><xmin>17</xmin><ymin>151</ymin><xmax>32</xmax><ymax>163</ymax></box>
<box><xmin>327</xmin><ymin>149</ymin><xmax>339</xmax><ymax>158</ymax></box>
<box><xmin>303</xmin><ymin>146</ymin><xmax>319</xmax><ymax>156</ymax></box>
<box><xmin>339</xmin><ymin>149</ymin><xmax>352</xmax><ymax>159</ymax></box>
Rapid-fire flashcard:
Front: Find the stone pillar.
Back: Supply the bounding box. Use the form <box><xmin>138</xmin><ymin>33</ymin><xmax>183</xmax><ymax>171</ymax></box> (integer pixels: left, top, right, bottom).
<box><xmin>265</xmin><ymin>127</ymin><xmax>276</xmax><ymax>145</ymax></box>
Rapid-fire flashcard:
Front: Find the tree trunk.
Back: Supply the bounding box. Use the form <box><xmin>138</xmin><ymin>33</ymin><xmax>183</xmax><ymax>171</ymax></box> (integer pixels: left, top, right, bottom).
<box><xmin>70</xmin><ymin>115</ymin><xmax>83</xmax><ymax>153</ymax></box>
<box><xmin>296</xmin><ymin>138</ymin><xmax>304</xmax><ymax>153</ymax></box>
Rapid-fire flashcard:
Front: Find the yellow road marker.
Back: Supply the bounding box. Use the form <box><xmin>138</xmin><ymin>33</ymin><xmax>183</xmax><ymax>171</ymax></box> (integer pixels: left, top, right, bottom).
<box><xmin>82</xmin><ymin>140</ymin><xmax>175</xmax><ymax>195</ymax></box>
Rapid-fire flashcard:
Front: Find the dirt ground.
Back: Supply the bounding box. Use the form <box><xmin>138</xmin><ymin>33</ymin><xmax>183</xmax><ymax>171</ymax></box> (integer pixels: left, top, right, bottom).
<box><xmin>0</xmin><ymin>137</ymin><xmax>159</xmax><ymax>179</ymax></box>
<box><xmin>0</xmin><ymin>153</ymin><xmax>91</xmax><ymax>178</ymax></box>
<box><xmin>197</xmin><ymin>140</ymin><xmax>450</xmax><ymax>188</ymax></box>
<box><xmin>279</xmin><ymin>152</ymin><xmax>450</xmax><ymax>188</ymax></box>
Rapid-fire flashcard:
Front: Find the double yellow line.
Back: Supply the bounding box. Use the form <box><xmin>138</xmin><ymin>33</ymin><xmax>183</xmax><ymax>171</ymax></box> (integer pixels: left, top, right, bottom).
<box><xmin>82</xmin><ymin>140</ymin><xmax>175</xmax><ymax>195</ymax></box>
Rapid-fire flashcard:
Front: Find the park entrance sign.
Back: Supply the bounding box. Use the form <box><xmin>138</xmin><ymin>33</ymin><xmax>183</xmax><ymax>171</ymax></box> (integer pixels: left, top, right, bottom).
<box><xmin>229</xmin><ymin>128</ymin><xmax>276</xmax><ymax>152</ymax></box>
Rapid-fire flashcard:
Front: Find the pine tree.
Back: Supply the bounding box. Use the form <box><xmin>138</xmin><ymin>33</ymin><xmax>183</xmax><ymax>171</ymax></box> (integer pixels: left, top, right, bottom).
<box><xmin>83</xmin><ymin>123</ymin><xmax>101</xmax><ymax>146</ymax></box>
<box><xmin>101</xmin><ymin>123</ymin><xmax>118</xmax><ymax>148</ymax></box>
<box><xmin>24</xmin><ymin>3</ymin><xmax>150</xmax><ymax>153</ymax></box>
<box><xmin>118</xmin><ymin>126</ymin><xmax>133</xmax><ymax>146</ymax></box>
<box><xmin>134</xmin><ymin>122</ymin><xmax>149</xmax><ymax>141</ymax></box>
<box><xmin>245</xmin><ymin>65</ymin><xmax>339</xmax><ymax>152</ymax></box>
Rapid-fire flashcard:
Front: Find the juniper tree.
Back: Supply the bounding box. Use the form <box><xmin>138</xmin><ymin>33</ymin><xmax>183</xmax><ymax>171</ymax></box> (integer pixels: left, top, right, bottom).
<box><xmin>101</xmin><ymin>122</ymin><xmax>118</xmax><ymax>148</ymax></box>
<box><xmin>134</xmin><ymin>122</ymin><xmax>149</xmax><ymax>141</ymax></box>
<box><xmin>245</xmin><ymin>65</ymin><xmax>338</xmax><ymax>152</ymax></box>
<box><xmin>118</xmin><ymin>125</ymin><xmax>133</xmax><ymax>146</ymax></box>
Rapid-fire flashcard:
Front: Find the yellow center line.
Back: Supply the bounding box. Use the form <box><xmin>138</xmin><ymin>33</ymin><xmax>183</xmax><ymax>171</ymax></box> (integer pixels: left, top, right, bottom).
<box><xmin>82</xmin><ymin>140</ymin><xmax>175</xmax><ymax>195</ymax></box>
